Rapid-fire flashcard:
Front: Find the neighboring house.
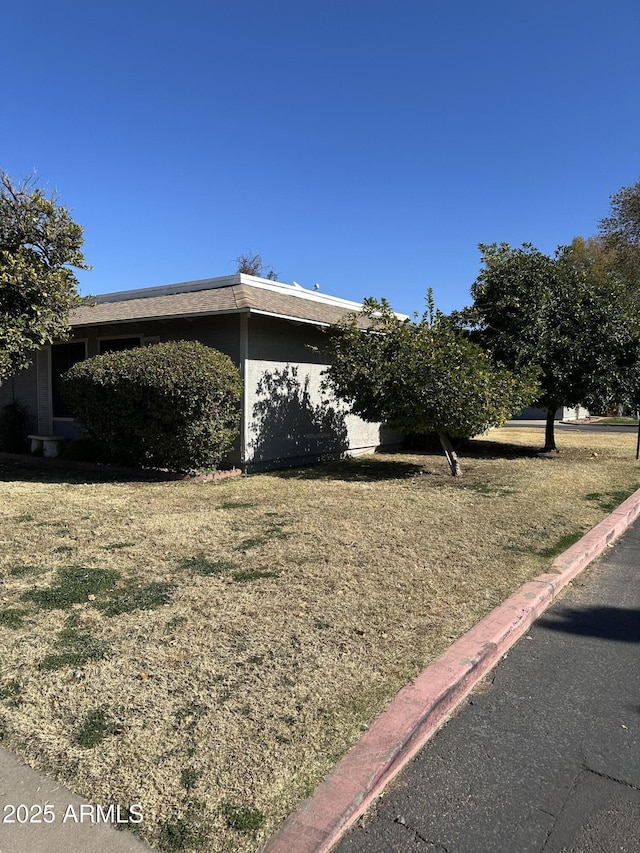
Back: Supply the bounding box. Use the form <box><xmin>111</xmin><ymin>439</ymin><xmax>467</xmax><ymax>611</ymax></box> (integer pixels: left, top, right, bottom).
<box><xmin>512</xmin><ymin>405</ymin><xmax>590</xmax><ymax>421</ymax></box>
<box><xmin>0</xmin><ymin>274</ymin><xmax>402</xmax><ymax>470</ymax></box>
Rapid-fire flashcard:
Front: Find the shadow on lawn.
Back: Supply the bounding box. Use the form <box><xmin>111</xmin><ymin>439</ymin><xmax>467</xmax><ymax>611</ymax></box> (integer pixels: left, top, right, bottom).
<box><xmin>273</xmin><ymin>454</ymin><xmax>427</xmax><ymax>483</ymax></box>
<box><xmin>461</xmin><ymin>438</ymin><xmax>544</xmax><ymax>460</ymax></box>
<box><xmin>0</xmin><ymin>454</ymin><xmax>173</xmax><ymax>486</ymax></box>
<box><xmin>0</xmin><ymin>438</ymin><xmax>546</xmax><ymax>487</ymax></box>
<box><xmin>274</xmin><ymin>438</ymin><xmax>546</xmax><ymax>483</ymax></box>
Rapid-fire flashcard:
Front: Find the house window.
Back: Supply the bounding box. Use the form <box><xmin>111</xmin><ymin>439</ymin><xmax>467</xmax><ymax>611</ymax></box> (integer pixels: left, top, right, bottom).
<box><xmin>51</xmin><ymin>342</ymin><xmax>87</xmax><ymax>418</ymax></box>
<box><xmin>99</xmin><ymin>337</ymin><xmax>141</xmax><ymax>354</ymax></box>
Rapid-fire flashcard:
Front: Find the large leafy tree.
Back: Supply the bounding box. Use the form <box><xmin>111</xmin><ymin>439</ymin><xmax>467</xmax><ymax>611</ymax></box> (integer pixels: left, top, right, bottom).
<box><xmin>464</xmin><ymin>242</ymin><xmax>640</xmax><ymax>452</ymax></box>
<box><xmin>0</xmin><ymin>171</ymin><xmax>88</xmax><ymax>381</ymax></box>
<box><xmin>567</xmin><ymin>235</ymin><xmax>620</xmax><ymax>283</ymax></box>
<box><xmin>598</xmin><ymin>178</ymin><xmax>640</xmax><ymax>292</ymax></box>
<box><xmin>322</xmin><ymin>293</ymin><xmax>537</xmax><ymax>475</ymax></box>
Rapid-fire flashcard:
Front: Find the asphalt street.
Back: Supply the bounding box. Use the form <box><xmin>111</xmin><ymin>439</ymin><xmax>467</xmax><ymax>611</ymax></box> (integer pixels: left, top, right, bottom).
<box><xmin>337</xmin><ymin>520</ymin><xmax>640</xmax><ymax>853</ymax></box>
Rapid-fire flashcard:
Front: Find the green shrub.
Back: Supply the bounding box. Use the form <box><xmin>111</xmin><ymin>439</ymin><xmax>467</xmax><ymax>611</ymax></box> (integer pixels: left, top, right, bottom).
<box><xmin>59</xmin><ymin>341</ymin><xmax>242</xmax><ymax>472</ymax></box>
<box><xmin>61</xmin><ymin>436</ymin><xmax>112</xmax><ymax>463</ymax></box>
<box><xmin>0</xmin><ymin>401</ymin><xmax>30</xmax><ymax>453</ymax></box>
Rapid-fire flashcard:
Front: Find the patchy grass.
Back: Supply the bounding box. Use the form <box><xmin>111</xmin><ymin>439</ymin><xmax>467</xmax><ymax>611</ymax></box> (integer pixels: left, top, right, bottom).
<box><xmin>52</xmin><ymin>545</ymin><xmax>76</xmax><ymax>555</ymax></box>
<box><xmin>39</xmin><ymin>628</ymin><xmax>110</xmax><ymax>671</ymax></box>
<box><xmin>179</xmin><ymin>768</ymin><xmax>202</xmax><ymax>790</ymax></box>
<box><xmin>0</xmin><ymin>679</ymin><xmax>22</xmax><ymax>706</ymax></box>
<box><xmin>165</xmin><ymin>615</ymin><xmax>188</xmax><ymax>632</ymax></box>
<box><xmin>538</xmin><ymin>529</ymin><xmax>589</xmax><ymax>559</ymax></box>
<box><xmin>585</xmin><ymin>487</ymin><xmax>640</xmax><ymax>514</ymax></box>
<box><xmin>102</xmin><ymin>541</ymin><xmax>136</xmax><ymax>551</ymax></box>
<box><xmin>8</xmin><ymin>563</ymin><xmax>46</xmax><ymax>577</ymax></box>
<box><xmin>0</xmin><ymin>427</ymin><xmax>639</xmax><ymax>852</ymax></box>
<box><xmin>157</xmin><ymin>802</ymin><xmax>210</xmax><ymax>852</ymax></box>
<box><xmin>22</xmin><ymin>566</ymin><xmax>120</xmax><ymax>610</ymax></box>
<box><xmin>0</xmin><ymin>608</ymin><xmax>28</xmax><ymax>629</ymax></box>
<box><xmin>465</xmin><ymin>481</ymin><xmax>516</xmax><ymax>496</ymax></box>
<box><xmin>97</xmin><ymin>581</ymin><xmax>176</xmax><ymax>617</ymax></box>
<box><xmin>177</xmin><ymin>554</ymin><xmax>238</xmax><ymax>576</ymax></box>
<box><xmin>592</xmin><ymin>417</ymin><xmax>639</xmax><ymax>425</ymax></box>
<box><xmin>234</xmin><ymin>517</ymin><xmax>291</xmax><ymax>551</ymax></box>
<box><xmin>219</xmin><ymin>801</ymin><xmax>265</xmax><ymax>836</ymax></box>
<box><xmin>231</xmin><ymin>568</ymin><xmax>280</xmax><ymax>583</ymax></box>
<box><xmin>74</xmin><ymin>708</ymin><xmax>114</xmax><ymax>748</ymax></box>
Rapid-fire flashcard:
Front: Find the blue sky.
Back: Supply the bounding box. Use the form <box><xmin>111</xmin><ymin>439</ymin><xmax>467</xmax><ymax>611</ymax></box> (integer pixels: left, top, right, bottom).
<box><xmin>2</xmin><ymin>0</ymin><xmax>639</xmax><ymax>316</ymax></box>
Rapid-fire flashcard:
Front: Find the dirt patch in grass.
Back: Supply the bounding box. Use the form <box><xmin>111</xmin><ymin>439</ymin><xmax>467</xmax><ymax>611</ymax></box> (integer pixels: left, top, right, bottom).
<box><xmin>0</xmin><ymin>427</ymin><xmax>639</xmax><ymax>851</ymax></box>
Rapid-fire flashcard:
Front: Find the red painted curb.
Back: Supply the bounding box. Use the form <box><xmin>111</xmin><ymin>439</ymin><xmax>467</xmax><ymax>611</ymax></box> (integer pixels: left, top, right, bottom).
<box><xmin>261</xmin><ymin>487</ymin><xmax>640</xmax><ymax>853</ymax></box>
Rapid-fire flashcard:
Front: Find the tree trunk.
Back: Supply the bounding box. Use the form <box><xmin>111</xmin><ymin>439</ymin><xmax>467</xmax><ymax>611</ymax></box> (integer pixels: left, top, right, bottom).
<box><xmin>438</xmin><ymin>431</ymin><xmax>462</xmax><ymax>476</ymax></box>
<box><xmin>543</xmin><ymin>406</ymin><xmax>559</xmax><ymax>452</ymax></box>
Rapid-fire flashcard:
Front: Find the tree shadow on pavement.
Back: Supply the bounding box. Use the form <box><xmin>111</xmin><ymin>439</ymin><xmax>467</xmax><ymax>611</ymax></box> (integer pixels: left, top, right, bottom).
<box><xmin>538</xmin><ymin>605</ymin><xmax>640</xmax><ymax>643</ymax></box>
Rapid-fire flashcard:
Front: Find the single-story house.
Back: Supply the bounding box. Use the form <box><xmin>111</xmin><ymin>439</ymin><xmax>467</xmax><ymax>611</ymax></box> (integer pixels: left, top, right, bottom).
<box><xmin>512</xmin><ymin>405</ymin><xmax>590</xmax><ymax>421</ymax></box>
<box><xmin>0</xmin><ymin>274</ymin><xmax>403</xmax><ymax>470</ymax></box>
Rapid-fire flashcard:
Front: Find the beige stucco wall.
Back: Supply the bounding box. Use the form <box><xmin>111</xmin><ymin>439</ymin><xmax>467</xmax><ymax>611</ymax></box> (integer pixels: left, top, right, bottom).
<box><xmin>244</xmin><ymin>314</ymin><xmax>402</xmax><ymax>470</ymax></box>
<box><xmin>244</xmin><ymin>357</ymin><xmax>394</xmax><ymax>469</ymax></box>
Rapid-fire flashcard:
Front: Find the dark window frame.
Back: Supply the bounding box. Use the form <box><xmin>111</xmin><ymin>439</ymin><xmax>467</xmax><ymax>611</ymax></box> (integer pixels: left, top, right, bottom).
<box><xmin>98</xmin><ymin>337</ymin><xmax>142</xmax><ymax>355</ymax></box>
<box><xmin>51</xmin><ymin>341</ymin><xmax>87</xmax><ymax>419</ymax></box>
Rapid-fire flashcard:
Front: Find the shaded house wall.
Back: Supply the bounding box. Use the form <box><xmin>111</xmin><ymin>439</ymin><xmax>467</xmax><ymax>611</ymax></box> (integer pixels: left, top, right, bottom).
<box><xmin>0</xmin><ymin>314</ymin><xmax>241</xmax><ymax>440</ymax></box>
<box><xmin>0</xmin><ymin>364</ymin><xmax>39</xmax><ymax>435</ymax></box>
<box><xmin>0</xmin><ymin>311</ymin><xmax>401</xmax><ymax>469</ymax></box>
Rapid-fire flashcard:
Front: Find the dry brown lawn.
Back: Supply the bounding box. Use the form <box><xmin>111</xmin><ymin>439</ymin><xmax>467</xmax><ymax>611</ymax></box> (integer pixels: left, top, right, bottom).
<box><xmin>0</xmin><ymin>427</ymin><xmax>639</xmax><ymax>852</ymax></box>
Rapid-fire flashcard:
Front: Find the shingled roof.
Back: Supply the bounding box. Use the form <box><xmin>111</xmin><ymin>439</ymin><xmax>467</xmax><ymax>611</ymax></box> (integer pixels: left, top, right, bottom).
<box><xmin>71</xmin><ymin>275</ymin><xmax>364</xmax><ymax>328</ymax></box>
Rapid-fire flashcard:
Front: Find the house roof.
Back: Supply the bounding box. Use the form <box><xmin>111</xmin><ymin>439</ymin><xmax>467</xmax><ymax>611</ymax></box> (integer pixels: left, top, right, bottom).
<box><xmin>71</xmin><ymin>274</ymin><xmax>367</xmax><ymax>329</ymax></box>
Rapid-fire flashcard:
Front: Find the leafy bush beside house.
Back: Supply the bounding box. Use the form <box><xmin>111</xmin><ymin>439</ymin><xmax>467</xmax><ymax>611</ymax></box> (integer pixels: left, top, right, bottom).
<box><xmin>60</xmin><ymin>341</ymin><xmax>242</xmax><ymax>472</ymax></box>
<box><xmin>322</xmin><ymin>292</ymin><xmax>538</xmax><ymax>476</ymax></box>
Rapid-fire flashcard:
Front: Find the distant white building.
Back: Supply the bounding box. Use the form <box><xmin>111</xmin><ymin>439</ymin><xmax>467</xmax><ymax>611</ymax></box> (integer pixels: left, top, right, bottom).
<box><xmin>514</xmin><ymin>405</ymin><xmax>590</xmax><ymax>421</ymax></box>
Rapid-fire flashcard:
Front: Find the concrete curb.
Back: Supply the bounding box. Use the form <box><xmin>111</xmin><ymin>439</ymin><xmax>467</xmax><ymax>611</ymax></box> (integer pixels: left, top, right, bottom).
<box><xmin>261</xmin><ymin>488</ymin><xmax>640</xmax><ymax>853</ymax></box>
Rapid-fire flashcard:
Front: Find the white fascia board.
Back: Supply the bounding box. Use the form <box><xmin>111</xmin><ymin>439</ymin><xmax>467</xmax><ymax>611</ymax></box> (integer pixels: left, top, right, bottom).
<box><xmin>92</xmin><ymin>275</ymin><xmax>242</xmax><ymax>304</ymax></box>
<box><xmin>92</xmin><ymin>273</ymin><xmax>364</xmax><ymax>312</ymax></box>
<box><xmin>236</xmin><ymin>276</ymin><xmax>409</xmax><ymax>319</ymax></box>
<box><xmin>239</xmin><ymin>277</ymin><xmax>364</xmax><ymax>312</ymax></box>
<box><xmin>89</xmin><ymin>272</ymin><xmax>408</xmax><ymax>320</ymax></box>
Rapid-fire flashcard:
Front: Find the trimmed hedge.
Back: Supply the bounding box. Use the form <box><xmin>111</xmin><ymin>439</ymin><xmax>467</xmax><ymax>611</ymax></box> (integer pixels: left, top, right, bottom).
<box><xmin>60</xmin><ymin>341</ymin><xmax>242</xmax><ymax>472</ymax></box>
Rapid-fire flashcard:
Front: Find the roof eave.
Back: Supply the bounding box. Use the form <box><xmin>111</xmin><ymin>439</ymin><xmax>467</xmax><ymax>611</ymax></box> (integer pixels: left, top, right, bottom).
<box><xmin>69</xmin><ymin>306</ymin><xmax>335</xmax><ymax>330</ymax></box>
